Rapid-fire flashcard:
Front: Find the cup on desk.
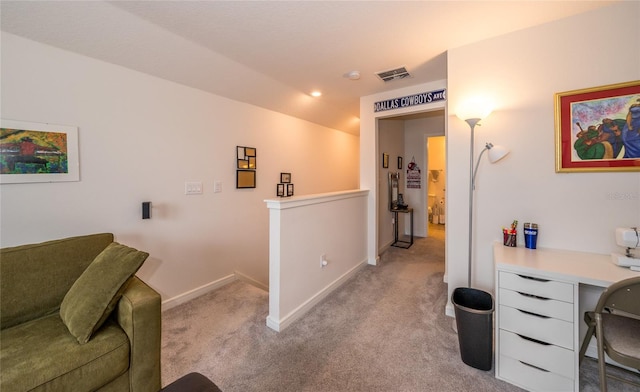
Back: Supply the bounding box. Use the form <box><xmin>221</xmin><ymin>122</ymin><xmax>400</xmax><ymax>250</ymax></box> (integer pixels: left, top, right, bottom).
<box><xmin>524</xmin><ymin>223</ymin><xmax>538</xmax><ymax>249</ymax></box>
<box><xmin>503</xmin><ymin>230</ymin><xmax>517</xmax><ymax>247</ymax></box>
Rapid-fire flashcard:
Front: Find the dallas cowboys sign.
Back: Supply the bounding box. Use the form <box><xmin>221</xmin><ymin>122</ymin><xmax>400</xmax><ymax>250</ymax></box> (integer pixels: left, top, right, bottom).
<box><xmin>374</xmin><ymin>89</ymin><xmax>446</xmax><ymax>113</ymax></box>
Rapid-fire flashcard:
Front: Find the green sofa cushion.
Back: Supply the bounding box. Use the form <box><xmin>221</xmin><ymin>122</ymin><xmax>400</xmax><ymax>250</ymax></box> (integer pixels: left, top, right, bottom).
<box><xmin>0</xmin><ymin>314</ymin><xmax>129</xmax><ymax>392</ymax></box>
<box><xmin>60</xmin><ymin>242</ymin><xmax>148</xmax><ymax>344</ymax></box>
<box><xmin>0</xmin><ymin>233</ymin><xmax>114</xmax><ymax>330</ymax></box>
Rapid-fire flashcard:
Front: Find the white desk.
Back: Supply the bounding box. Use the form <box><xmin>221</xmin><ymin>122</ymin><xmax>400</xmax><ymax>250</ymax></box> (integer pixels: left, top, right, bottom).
<box><xmin>493</xmin><ymin>243</ymin><xmax>639</xmax><ymax>392</ymax></box>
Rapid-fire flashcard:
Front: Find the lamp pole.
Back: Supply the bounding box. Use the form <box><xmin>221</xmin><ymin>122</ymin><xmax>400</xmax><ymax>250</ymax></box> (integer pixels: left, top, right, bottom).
<box><xmin>466</xmin><ymin>118</ymin><xmax>481</xmax><ymax>288</ymax></box>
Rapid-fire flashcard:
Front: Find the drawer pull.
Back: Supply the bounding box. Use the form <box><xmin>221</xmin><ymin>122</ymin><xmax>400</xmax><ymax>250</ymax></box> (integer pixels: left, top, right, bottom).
<box><xmin>519</xmin><ymin>360</ymin><xmax>550</xmax><ymax>373</ymax></box>
<box><xmin>516</xmin><ymin>291</ymin><xmax>550</xmax><ymax>300</ymax></box>
<box><xmin>518</xmin><ymin>309</ymin><xmax>550</xmax><ymax>319</ymax></box>
<box><xmin>516</xmin><ymin>333</ymin><xmax>551</xmax><ymax>346</ymax></box>
<box><xmin>517</xmin><ymin>274</ymin><xmax>550</xmax><ymax>283</ymax></box>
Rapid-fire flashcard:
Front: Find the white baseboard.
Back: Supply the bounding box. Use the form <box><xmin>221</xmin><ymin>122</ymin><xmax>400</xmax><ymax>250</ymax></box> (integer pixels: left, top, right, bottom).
<box><xmin>235</xmin><ymin>270</ymin><xmax>268</xmax><ymax>292</ymax></box>
<box><xmin>445</xmin><ymin>301</ymin><xmax>455</xmax><ymax>318</ymax></box>
<box><xmin>161</xmin><ymin>274</ymin><xmax>236</xmax><ymax>312</ymax></box>
<box><xmin>266</xmin><ymin>258</ymin><xmax>368</xmax><ymax>332</ymax></box>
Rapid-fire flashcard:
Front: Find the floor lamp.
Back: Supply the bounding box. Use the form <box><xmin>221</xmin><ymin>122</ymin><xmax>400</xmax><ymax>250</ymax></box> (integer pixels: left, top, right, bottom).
<box><xmin>458</xmin><ymin>112</ymin><xmax>509</xmax><ymax>287</ymax></box>
<box><xmin>451</xmin><ymin>107</ymin><xmax>509</xmax><ymax>371</ymax></box>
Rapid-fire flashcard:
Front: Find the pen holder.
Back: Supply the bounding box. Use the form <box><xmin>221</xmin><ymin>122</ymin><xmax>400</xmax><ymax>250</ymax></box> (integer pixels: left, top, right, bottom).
<box><xmin>503</xmin><ymin>230</ymin><xmax>517</xmax><ymax>247</ymax></box>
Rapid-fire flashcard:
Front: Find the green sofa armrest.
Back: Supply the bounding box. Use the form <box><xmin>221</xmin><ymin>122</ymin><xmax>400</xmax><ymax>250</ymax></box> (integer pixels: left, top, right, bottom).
<box><xmin>116</xmin><ymin>276</ymin><xmax>161</xmax><ymax>392</ymax></box>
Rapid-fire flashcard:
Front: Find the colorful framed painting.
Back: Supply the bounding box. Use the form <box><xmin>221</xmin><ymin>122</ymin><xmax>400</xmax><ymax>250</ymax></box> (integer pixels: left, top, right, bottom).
<box><xmin>554</xmin><ymin>81</ymin><xmax>640</xmax><ymax>172</ymax></box>
<box><xmin>0</xmin><ymin>119</ymin><xmax>79</xmax><ymax>183</ymax></box>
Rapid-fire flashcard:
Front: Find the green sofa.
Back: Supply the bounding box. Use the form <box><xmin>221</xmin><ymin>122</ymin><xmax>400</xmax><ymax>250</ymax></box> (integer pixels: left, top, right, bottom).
<box><xmin>0</xmin><ymin>233</ymin><xmax>161</xmax><ymax>392</ymax></box>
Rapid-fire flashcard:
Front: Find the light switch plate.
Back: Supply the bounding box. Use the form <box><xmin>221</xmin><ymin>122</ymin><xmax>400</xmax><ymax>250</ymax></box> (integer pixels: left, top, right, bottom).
<box><xmin>185</xmin><ymin>181</ymin><xmax>203</xmax><ymax>195</ymax></box>
<box><xmin>213</xmin><ymin>180</ymin><xmax>222</xmax><ymax>193</ymax></box>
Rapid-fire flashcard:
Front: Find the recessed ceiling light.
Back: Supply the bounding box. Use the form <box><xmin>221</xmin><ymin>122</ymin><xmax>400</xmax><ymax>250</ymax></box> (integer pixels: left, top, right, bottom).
<box><xmin>310</xmin><ymin>91</ymin><xmax>322</xmax><ymax>97</ymax></box>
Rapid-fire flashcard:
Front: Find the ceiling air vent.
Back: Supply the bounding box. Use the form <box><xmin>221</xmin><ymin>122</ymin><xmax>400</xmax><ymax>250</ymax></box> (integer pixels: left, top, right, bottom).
<box><xmin>375</xmin><ymin>66</ymin><xmax>411</xmax><ymax>83</ymax></box>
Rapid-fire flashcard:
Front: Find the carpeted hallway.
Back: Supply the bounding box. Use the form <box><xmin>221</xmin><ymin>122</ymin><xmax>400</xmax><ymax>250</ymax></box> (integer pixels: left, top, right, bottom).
<box><xmin>161</xmin><ymin>234</ymin><xmax>636</xmax><ymax>391</ymax></box>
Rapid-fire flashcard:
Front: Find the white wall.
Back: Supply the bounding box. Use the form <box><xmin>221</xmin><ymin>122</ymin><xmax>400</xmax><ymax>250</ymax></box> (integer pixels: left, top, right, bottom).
<box><xmin>360</xmin><ymin>80</ymin><xmax>448</xmax><ymax>265</ymax></box>
<box><xmin>0</xmin><ymin>33</ymin><xmax>359</xmax><ymax>301</ymax></box>
<box><xmin>446</xmin><ymin>2</ymin><xmax>640</xmax><ymax>312</ymax></box>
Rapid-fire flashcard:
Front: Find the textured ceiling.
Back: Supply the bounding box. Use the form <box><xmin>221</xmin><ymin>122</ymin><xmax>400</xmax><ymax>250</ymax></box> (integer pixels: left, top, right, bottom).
<box><xmin>0</xmin><ymin>1</ymin><xmax>618</xmax><ymax>135</ymax></box>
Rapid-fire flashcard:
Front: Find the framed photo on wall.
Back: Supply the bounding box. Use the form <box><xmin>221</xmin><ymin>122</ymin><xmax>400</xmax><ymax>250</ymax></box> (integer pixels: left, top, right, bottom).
<box><xmin>382</xmin><ymin>153</ymin><xmax>389</xmax><ymax>168</ymax></box>
<box><xmin>280</xmin><ymin>172</ymin><xmax>291</xmax><ymax>183</ymax></box>
<box><xmin>237</xmin><ymin>146</ymin><xmax>257</xmax><ymax>169</ymax></box>
<box><xmin>286</xmin><ymin>183</ymin><xmax>294</xmax><ymax>197</ymax></box>
<box><xmin>236</xmin><ymin>170</ymin><xmax>256</xmax><ymax>188</ymax></box>
<box><xmin>0</xmin><ymin>119</ymin><xmax>80</xmax><ymax>184</ymax></box>
<box><xmin>554</xmin><ymin>81</ymin><xmax>640</xmax><ymax>172</ymax></box>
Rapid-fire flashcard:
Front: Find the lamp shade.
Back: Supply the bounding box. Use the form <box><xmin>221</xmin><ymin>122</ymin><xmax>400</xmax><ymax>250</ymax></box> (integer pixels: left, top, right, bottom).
<box><xmin>456</xmin><ymin>97</ymin><xmax>494</xmax><ymax>121</ymax></box>
<box><xmin>488</xmin><ymin>144</ymin><xmax>509</xmax><ymax>163</ymax></box>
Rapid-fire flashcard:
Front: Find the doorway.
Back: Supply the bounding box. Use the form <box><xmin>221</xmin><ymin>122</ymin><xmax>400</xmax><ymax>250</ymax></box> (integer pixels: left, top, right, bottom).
<box><xmin>427</xmin><ymin>136</ymin><xmax>446</xmax><ymax>241</ymax></box>
<box><xmin>376</xmin><ymin>110</ymin><xmax>446</xmax><ymax>251</ymax></box>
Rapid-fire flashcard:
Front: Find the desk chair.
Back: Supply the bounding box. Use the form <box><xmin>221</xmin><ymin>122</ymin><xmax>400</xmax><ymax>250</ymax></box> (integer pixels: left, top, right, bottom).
<box><xmin>578</xmin><ymin>276</ymin><xmax>640</xmax><ymax>391</ymax></box>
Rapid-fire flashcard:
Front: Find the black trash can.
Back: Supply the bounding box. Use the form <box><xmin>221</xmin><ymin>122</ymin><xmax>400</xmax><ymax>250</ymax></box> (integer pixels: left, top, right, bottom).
<box><xmin>452</xmin><ymin>287</ymin><xmax>494</xmax><ymax>371</ymax></box>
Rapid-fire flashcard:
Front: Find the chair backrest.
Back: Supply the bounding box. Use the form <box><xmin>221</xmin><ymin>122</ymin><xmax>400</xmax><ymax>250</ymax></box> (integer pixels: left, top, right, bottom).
<box><xmin>595</xmin><ymin>276</ymin><xmax>640</xmax><ymax>319</ymax></box>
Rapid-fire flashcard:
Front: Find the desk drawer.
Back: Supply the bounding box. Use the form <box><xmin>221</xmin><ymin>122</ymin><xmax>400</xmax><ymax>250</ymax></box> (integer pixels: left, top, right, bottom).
<box><xmin>499</xmin><ymin>288</ymin><xmax>573</xmax><ymax>322</ymax></box>
<box><xmin>499</xmin><ymin>305</ymin><xmax>573</xmax><ymax>349</ymax></box>
<box><xmin>499</xmin><ymin>355</ymin><xmax>574</xmax><ymax>392</ymax></box>
<box><xmin>499</xmin><ymin>271</ymin><xmax>573</xmax><ymax>303</ymax></box>
<box><xmin>499</xmin><ymin>329</ymin><xmax>574</xmax><ymax>379</ymax></box>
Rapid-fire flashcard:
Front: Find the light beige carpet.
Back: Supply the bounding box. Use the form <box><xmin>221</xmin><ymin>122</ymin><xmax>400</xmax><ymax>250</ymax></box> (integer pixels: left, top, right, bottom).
<box><xmin>161</xmin><ymin>234</ymin><xmax>637</xmax><ymax>391</ymax></box>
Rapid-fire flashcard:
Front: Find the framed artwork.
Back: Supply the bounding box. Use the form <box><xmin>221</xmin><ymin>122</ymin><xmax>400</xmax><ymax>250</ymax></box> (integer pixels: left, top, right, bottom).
<box><xmin>0</xmin><ymin>119</ymin><xmax>80</xmax><ymax>184</ymax></box>
<box><xmin>287</xmin><ymin>183</ymin><xmax>294</xmax><ymax>197</ymax></box>
<box><xmin>554</xmin><ymin>81</ymin><xmax>640</xmax><ymax>172</ymax></box>
<box><xmin>280</xmin><ymin>172</ymin><xmax>291</xmax><ymax>183</ymax></box>
<box><xmin>277</xmin><ymin>183</ymin><xmax>285</xmax><ymax>197</ymax></box>
<box><xmin>237</xmin><ymin>146</ymin><xmax>257</xmax><ymax>169</ymax></box>
<box><xmin>398</xmin><ymin>156</ymin><xmax>403</xmax><ymax>170</ymax></box>
<box><xmin>236</xmin><ymin>170</ymin><xmax>256</xmax><ymax>188</ymax></box>
<box><xmin>382</xmin><ymin>153</ymin><xmax>389</xmax><ymax>168</ymax></box>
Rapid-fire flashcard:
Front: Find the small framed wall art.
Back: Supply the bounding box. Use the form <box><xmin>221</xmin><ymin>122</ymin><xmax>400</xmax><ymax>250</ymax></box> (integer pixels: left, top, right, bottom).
<box><xmin>280</xmin><ymin>172</ymin><xmax>291</xmax><ymax>183</ymax></box>
<box><xmin>236</xmin><ymin>146</ymin><xmax>257</xmax><ymax>189</ymax></box>
<box><xmin>554</xmin><ymin>80</ymin><xmax>640</xmax><ymax>172</ymax></box>
<box><xmin>382</xmin><ymin>153</ymin><xmax>389</xmax><ymax>168</ymax></box>
<box><xmin>287</xmin><ymin>183</ymin><xmax>294</xmax><ymax>197</ymax></box>
<box><xmin>236</xmin><ymin>169</ymin><xmax>256</xmax><ymax>188</ymax></box>
<box><xmin>0</xmin><ymin>119</ymin><xmax>80</xmax><ymax>184</ymax></box>
<box><xmin>277</xmin><ymin>183</ymin><xmax>285</xmax><ymax>197</ymax></box>
<box><xmin>237</xmin><ymin>146</ymin><xmax>257</xmax><ymax>169</ymax></box>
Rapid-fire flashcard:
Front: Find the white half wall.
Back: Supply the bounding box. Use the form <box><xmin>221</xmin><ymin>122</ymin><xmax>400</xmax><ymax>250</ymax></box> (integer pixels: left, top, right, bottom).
<box><xmin>1</xmin><ymin>33</ymin><xmax>360</xmax><ymax>302</ymax></box>
<box><xmin>265</xmin><ymin>190</ymin><xmax>368</xmax><ymax>331</ymax></box>
<box><xmin>445</xmin><ymin>2</ymin><xmax>640</xmax><ymax>315</ymax></box>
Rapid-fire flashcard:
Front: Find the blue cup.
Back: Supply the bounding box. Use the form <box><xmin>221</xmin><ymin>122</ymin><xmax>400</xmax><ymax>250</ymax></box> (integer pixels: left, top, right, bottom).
<box><xmin>524</xmin><ymin>223</ymin><xmax>538</xmax><ymax>249</ymax></box>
